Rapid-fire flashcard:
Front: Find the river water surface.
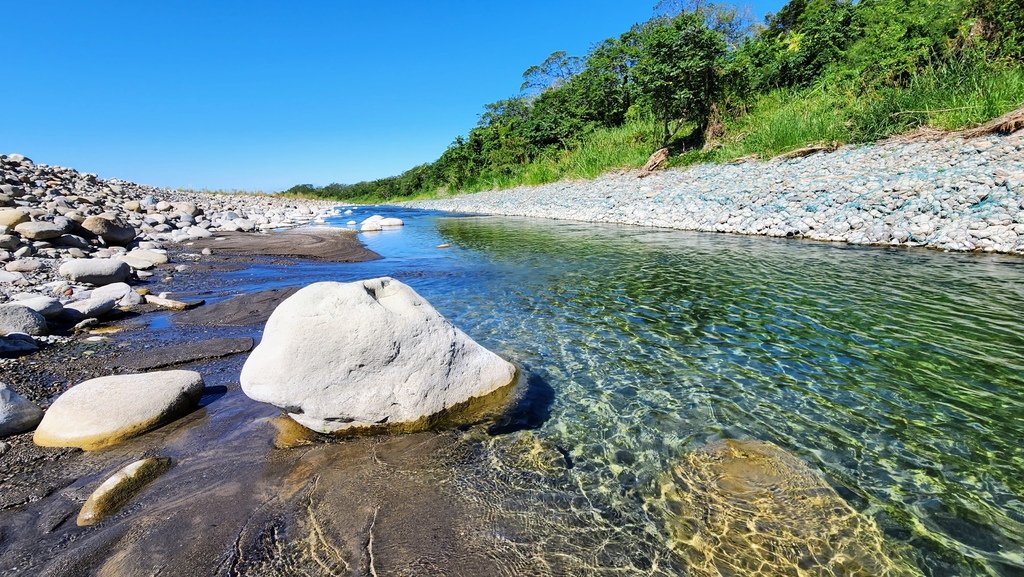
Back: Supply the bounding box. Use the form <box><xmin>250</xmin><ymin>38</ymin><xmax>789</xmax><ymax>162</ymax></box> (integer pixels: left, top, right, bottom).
<box><xmin>6</xmin><ymin>206</ymin><xmax>1022</xmax><ymax>577</ymax></box>
<box><xmin>204</xmin><ymin>206</ymin><xmax>1024</xmax><ymax>576</ymax></box>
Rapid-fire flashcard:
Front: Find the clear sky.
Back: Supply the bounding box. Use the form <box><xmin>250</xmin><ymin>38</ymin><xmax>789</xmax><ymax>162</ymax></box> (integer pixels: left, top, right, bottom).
<box><xmin>1</xmin><ymin>1</ymin><xmax>784</xmax><ymax>192</ymax></box>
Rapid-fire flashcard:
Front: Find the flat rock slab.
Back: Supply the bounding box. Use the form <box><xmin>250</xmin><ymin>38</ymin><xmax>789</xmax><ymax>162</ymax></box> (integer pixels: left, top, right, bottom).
<box><xmin>174</xmin><ymin>287</ymin><xmax>300</xmax><ymax>327</ymax></box>
<box><xmin>112</xmin><ymin>337</ymin><xmax>255</xmax><ymax>371</ymax></box>
<box><xmin>188</xmin><ymin>229</ymin><xmax>381</xmax><ymax>262</ymax></box>
<box><xmin>34</xmin><ymin>370</ymin><xmax>205</xmax><ymax>450</ymax></box>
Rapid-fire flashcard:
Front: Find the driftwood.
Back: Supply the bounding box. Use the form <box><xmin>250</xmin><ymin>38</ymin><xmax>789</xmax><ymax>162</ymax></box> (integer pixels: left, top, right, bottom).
<box><xmin>145</xmin><ymin>295</ymin><xmax>205</xmax><ymax>311</ymax></box>
<box><xmin>638</xmin><ymin>147</ymin><xmax>670</xmax><ymax>178</ymax></box>
<box><xmin>963</xmin><ymin>105</ymin><xmax>1024</xmax><ymax>137</ymax></box>
<box><xmin>777</xmin><ymin>141</ymin><xmax>840</xmax><ymax>160</ymax></box>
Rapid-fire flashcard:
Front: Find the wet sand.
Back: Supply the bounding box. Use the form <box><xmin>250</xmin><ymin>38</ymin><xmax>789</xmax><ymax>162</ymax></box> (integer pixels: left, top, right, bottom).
<box><xmin>189</xmin><ymin>229</ymin><xmax>381</xmax><ymax>262</ymax></box>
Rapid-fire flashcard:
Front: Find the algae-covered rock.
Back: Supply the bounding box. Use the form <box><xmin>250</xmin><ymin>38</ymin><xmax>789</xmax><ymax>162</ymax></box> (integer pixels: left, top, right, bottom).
<box><xmin>660</xmin><ymin>439</ymin><xmax>920</xmax><ymax>577</ymax></box>
<box><xmin>77</xmin><ymin>457</ymin><xmax>173</xmax><ymax>526</ymax></box>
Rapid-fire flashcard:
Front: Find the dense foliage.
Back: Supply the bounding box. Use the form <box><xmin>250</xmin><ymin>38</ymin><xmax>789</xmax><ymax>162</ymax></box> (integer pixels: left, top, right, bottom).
<box><xmin>283</xmin><ymin>0</ymin><xmax>1024</xmax><ymax>203</ymax></box>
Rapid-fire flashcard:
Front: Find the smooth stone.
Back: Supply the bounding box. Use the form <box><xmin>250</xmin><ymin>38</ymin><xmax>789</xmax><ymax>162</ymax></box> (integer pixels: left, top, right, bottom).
<box><xmin>0</xmin><ymin>209</ymin><xmax>29</xmax><ymax>228</ymax></box>
<box><xmin>58</xmin><ymin>258</ymin><xmax>131</xmax><ymax>285</ymax></box>
<box><xmin>91</xmin><ymin>282</ymin><xmax>144</xmax><ymax>307</ymax></box>
<box><xmin>0</xmin><ymin>270</ymin><xmax>24</xmax><ymax>283</ymax></box>
<box><xmin>0</xmin><ymin>383</ymin><xmax>44</xmax><ymax>436</ymax></box>
<box><xmin>0</xmin><ymin>333</ymin><xmax>38</xmax><ymax>357</ymax></box>
<box><xmin>5</xmin><ymin>258</ymin><xmax>41</xmax><ymax>273</ymax></box>
<box><xmin>63</xmin><ymin>296</ymin><xmax>117</xmax><ymax>319</ymax></box>
<box><xmin>379</xmin><ymin>217</ymin><xmax>404</xmax><ymax>227</ymax></box>
<box><xmin>9</xmin><ymin>295</ymin><xmax>63</xmax><ymax>318</ymax></box>
<box><xmin>14</xmin><ymin>221</ymin><xmax>64</xmax><ymax>240</ymax></box>
<box><xmin>240</xmin><ymin>277</ymin><xmax>517</xmax><ymax>434</ymax></box>
<box><xmin>0</xmin><ymin>305</ymin><xmax>48</xmax><ymax>336</ymax></box>
<box><xmin>81</xmin><ymin>216</ymin><xmax>137</xmax><ymax>246</ymax></box>
<box><xmin>77</xmin><ymin>457</ymin><xmax>173</xmax><ymax>526</ymax></box>
<box><xmin>33</xmin><ymin>370</ymin><xmax>205</xmax><ymax>450</ymax></box>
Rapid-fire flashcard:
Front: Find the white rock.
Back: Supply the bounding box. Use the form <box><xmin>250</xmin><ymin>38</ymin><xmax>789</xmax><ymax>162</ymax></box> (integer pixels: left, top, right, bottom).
<box><xmin>63</xmin><ymin>296</ymin><xmax>116</xmax><ymax>319</ymax></box>
<box><xmin>91</xmin><ymin>282</ymin><xmax>144</xmax><ymax>307</ymax></box>
<box><xmin>8</xmin><ymin>295</ymin><xmax>63</xmax><ymax>318</ymax></box>
<box><xmin>58</xmin><ymin>258</ymin><xmax>131</xmax><ymax>285</ymax></box>
<box><xmin>240</xmin><ymin>278</ymin><xmax>516</xmax><ymax>433</ymax></box>
<box><xmin>33</xmin><ymin>370</ymin><xmax>205</xmax><ymax>450</ymax></box>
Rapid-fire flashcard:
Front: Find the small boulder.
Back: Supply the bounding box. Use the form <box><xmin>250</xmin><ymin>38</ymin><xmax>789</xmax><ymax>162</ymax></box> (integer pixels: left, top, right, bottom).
<box><xmin>63</xmin><ymin>296</ymin><xmax>117</xmax><ymax>319</ymax></box>
<box><xmin>91</xmin><ymin>282</ymin><xmax>144</xmax><ymax>307</ymax></box>
<box><xmin>58</xmin><ymin>258</ymin><xmax>131</xmax><ymax>285</ymax></box>
<box><xmin>5</xmin><ymin>258</ymin><xmax>42</xmax><ymax>273</ymax></box>
<box><xmin>14</xmin><ymin>221</ymin><xmax>65</xmax><ymax>241</ymax></box>
<box><xmin>0</xmin><ymin>209</ymin><xmax>29</xmax><ymax>228</ymax></box>
<box><xmin>0</xmin><ymin>333</ymin><xmax>38</xmax><ymax>357</ymax></box>
<box><xmin>119</xmin><ymin>249</ymin><xmax>168</xmax><ymax>270</ymax></box>
<box><xmin>33</xmin><ymin>370</ymin><xmax>205</xmax><ymax>450</ymax></box>
<box><xmin>0</xmin><ymin>383</ymin><xmax>43</xmax><ymax>436</ymax></box>
<box><xmin>81</xmin><ymin>216</ymin><xmax>137</xmax><ymax>246</ymax></box>
<box><xmin>240</xmin><ymin>278</ymin><xmax>516</xmax><ymax>434</ymax></box>
<box><xmin>379</xmin><ymin>217</ymin><xmax>404</xmax><ymax>227</ymax></box>
<box><xmin>0</xmin><ymin>304</ymin><xmax>47</xmax><ymax>336</ymax></box>
<box><xmin>77</xmin><ymin>457</ymin><xmax>173</xmax><ymax>526</ymax></box>
<box><xmin>11</xmin><ymin>295</ymin><xmax>63</xmax><ymax>318</ymax></box>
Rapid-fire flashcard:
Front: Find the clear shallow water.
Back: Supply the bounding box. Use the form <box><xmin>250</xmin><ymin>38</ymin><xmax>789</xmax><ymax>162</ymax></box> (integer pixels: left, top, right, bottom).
<box><xmin>207</xmin><ymin>207</ymin><xmax>1024</xmax><ymax>576</ymax></box>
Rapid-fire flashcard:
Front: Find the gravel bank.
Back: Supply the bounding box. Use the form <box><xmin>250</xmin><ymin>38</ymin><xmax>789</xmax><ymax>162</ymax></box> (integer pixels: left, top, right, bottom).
<box><xmin>405</xmin><ymin>132</ymin><xmax>1024</xmax><ymax>255</ymax></box>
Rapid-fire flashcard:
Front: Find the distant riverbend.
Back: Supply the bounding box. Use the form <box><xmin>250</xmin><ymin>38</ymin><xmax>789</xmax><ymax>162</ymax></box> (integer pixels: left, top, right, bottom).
<box><xmin>406</xmin><ymin>132</ymin><xmax>1024</xmax><ymax>255</ymax></box>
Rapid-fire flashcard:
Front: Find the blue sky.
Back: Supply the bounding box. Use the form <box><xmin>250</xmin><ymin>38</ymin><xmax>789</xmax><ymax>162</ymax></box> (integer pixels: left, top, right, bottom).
<box><xmin>1</xmin><ymin>1</ymin><xmax>783</xmax><ymax>191</ymax></box>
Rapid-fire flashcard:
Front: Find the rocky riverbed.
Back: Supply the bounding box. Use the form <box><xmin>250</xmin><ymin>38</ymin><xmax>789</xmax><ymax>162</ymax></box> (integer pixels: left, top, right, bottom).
<box><xmin>406</xmin><ymin>132</ymin><xmax>1024</xmax><ymax>255</ymax></box>
<box><xmin>0</xmin><ymin>153</ymin><xmax>351</xmax><ymax>356</ymax></box>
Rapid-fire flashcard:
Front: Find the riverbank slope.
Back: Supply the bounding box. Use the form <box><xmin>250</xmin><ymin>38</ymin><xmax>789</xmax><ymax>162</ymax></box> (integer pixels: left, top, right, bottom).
<box><xmin>404</xmin><ymin>131</ymin><xmax>1024</xmax><ymax>255</ymax></box>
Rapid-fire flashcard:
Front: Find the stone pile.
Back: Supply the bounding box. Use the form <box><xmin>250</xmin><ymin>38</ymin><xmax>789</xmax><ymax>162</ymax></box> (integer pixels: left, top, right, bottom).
<box><xmin>407</xmin><ymin>133</ymin><xmax>1024</xmax><ymax>255</ymax></box>
<box><xmin>0</xmin><ymin>153</ymin><xmax>340</xmax><ymax>354</ymax></box>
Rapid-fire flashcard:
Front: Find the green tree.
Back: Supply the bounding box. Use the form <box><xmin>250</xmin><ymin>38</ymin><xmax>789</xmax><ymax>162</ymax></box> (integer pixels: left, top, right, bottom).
<box><xmin>634</xmin><ymin>12</ymin><xmax>726</xmax><ymax>145</ymax></box>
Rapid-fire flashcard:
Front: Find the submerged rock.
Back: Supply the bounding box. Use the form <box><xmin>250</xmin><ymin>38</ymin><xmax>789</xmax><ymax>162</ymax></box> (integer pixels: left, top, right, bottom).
<box><xmin>0</xmin><ymin>383</ymin><xmax>43</xmax><ymax>436</ymax></box>
<box><xmin>77</xmin><ymin>457</ymin><xmax>173</xmax><ymax>526</ymax></box>
<box><xmin>240</xmin><ymin>277</ymin><xmax>517</xmax><ymax>434</ymax></box>
<box><xmin>659</xmin><ymin>439</ymin><xmax>919</xmax><ymax>576</ymax></box>
<box><xmin>34</xmin><ymin>370</ymin><xmax>205</xmax><ymax>450</ymax></box>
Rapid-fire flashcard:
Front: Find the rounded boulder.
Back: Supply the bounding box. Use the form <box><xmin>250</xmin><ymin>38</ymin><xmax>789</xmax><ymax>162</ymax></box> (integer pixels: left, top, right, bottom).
<box><xmin>240</xmin><ymin>278</ymin><xmax>516</xmax><ymax>434</ymax></box>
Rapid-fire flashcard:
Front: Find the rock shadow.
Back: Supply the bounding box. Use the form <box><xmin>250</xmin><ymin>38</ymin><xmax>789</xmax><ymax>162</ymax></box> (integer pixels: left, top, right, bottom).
<box><xmin>486</xmin><ymin>369</ymin><xmax>555</xmax><ymax>435</ymax></box>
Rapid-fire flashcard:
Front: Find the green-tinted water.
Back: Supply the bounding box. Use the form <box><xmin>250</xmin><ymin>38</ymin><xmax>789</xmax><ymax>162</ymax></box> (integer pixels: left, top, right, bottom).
<box><xmin>413</xmin><ymin>215</ymin><xmax>1024</xmax><ymax>576</ymax></box>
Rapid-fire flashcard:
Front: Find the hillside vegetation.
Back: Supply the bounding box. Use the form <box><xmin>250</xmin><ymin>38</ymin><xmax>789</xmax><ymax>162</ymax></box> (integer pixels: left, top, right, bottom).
<box><xmin>283</xmin><ymin>0</ymin><xmax>1024</xmax><ymax>203</ymax></box>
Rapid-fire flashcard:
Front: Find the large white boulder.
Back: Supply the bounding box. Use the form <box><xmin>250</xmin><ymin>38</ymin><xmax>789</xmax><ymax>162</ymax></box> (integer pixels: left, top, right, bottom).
<box><xmin>33</xmin><ymin>370</ymin><xmax>205</xmax><ymax>450</ymax></box>
<box><xmin>240</xmin><ymin>278</ymin><xmax>516</xmax><ymax>433</ymax></box>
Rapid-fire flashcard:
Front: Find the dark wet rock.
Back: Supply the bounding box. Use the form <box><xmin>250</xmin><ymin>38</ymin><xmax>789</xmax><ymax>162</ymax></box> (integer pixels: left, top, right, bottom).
<box><xmin>33</xmin><ymin>370</ymin><xmax>205</xmax><ymax>450</ymax></box>
<box><xmin>174</xmin><ymin>287</ymin><xmax>300</xmax><ymax>327</ymax></box>
<box><xmin>112</xmin><ymin>337</ymin><xmax>254</xmax><ymax>371</ymax></box>
<box><xmin>240</xmin><ymin>278</ymin><xmax>517</xmax><ymax>434</ymax></box>
<box><xmin>77</xmin><ymin>457</ymin><xmax>173</xmax><ymax>526</ymax></box>
<box><xmin>0</xmin><ymin>383</ymin><xmax>43</xmax><ymax>436</ymax></box>
<box><xmin>0</xmin><ymin>333</ymin><xmax>38</xmax><ymax>357</ymax></box>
